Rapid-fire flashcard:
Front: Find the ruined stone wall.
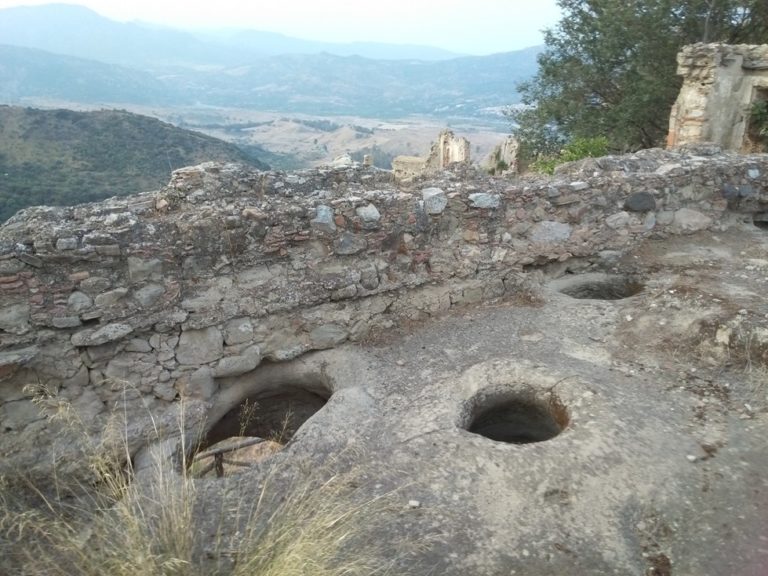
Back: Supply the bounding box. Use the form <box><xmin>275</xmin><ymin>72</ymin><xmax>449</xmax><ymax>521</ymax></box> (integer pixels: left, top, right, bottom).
<box><xmin>430</xmin><ymin>129</ymin><xmax>471</xmax><ymax>170</ymax></box>
<box><xmin>485</xmin><ymin>136</ymin><xmax>520</xmax><ymax>174</ymax></box>
<box><xmin>1</xmin><ymin>146</ymin><xmax>768</xmax><ymax>475</ymax></box>
<box><xmin>668</xmin><ymin>43</ymin><xmax>768</xmax><ymax>151</ymax></box>
<box><xmin>393</xmin><ymin>129</ymin><xmax>471</xmax><ymax>181</ymax></box>
<box><xmin>392</xmin><ymin>155</ymin><xmax>428</xmax><ymax>181</ymax></box>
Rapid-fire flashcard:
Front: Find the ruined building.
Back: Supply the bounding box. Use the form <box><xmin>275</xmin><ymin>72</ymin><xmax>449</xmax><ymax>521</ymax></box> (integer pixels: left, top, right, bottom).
<box><xmin>667</xmin><ymin>43</ymin><xmax>768</xmax><ymax>151</ymax></box>
<box><xmin>392</xmin><ymin>129</ymin><xmax>471</xmax><ymax>180</ymax></box>
<box><xmin>484</xmin><ymin>135</ymin><xmax>520</xmax><ymax>174</ymax></box>
<box><xmin>1</xmin><ymin>143</ymin><xmax>768</xmax><ymax>575</ymax></box>
<box><xmin>3</xmin><ymin>47</ymin><xmax>768</xmax><ymax>575</ymax></box>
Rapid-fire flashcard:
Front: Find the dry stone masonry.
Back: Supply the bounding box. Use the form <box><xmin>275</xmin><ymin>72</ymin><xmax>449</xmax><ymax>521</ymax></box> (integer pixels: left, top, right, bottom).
<box><xmin>1</xmin><ymin>144</ymin><xmax>767</xmax><ymax>475</ymax></box>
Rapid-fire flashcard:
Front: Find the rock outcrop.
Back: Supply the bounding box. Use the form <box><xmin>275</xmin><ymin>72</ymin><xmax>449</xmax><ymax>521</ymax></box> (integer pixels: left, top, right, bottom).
<box><xmin>1</xmin><ymin>147</ymin><xmax>767</xmax><ymax>476</ymax></box>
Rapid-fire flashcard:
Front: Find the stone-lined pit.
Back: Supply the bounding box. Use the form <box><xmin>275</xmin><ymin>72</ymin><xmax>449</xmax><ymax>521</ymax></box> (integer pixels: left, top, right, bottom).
<box><xmin>201</xmin><ymin>385</ymin><xmax>331</xmax><ymax>449</ymax></box>
<box><xmin>550</xmin><ymin>273</ymin><xmax>644</xmax><ymax>301</ymax></box>
<box><xmin>176</xmin><ymin>357</ymin><xmax>343</xmax><ymax>478</ymax></box>
<box><xmin>463</xmin><ymin>390</ymin><xmax>569</xmax><ymax>444</ymax></box>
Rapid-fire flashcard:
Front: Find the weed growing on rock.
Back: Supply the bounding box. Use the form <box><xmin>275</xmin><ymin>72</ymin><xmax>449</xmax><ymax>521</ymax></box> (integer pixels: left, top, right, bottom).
<box><xmin>238</xmin><ymin>398</ymin><xmax>259</xmax><ymax>437</ymax></box>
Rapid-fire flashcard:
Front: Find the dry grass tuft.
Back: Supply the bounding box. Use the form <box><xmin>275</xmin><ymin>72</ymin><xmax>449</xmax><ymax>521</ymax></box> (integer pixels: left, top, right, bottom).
<box><xmin>228</xmin><ymin>467</ymin><xmax>414</xmax><ymax>576</ymax></box>
<box><xmin>0</xmin><ymin>396</ymin><xmax>423</xmax><ymax>576</ymax></box>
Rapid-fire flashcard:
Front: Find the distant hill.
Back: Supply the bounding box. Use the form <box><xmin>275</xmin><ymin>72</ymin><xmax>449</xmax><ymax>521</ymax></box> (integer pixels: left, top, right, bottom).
<box><xmin>203</xmin><ymin>29</ymin><xmax>463</xmax><ymax>61</ymax></box>
<box><xmin>0</xmin><ymin>44</ymin><xmax>177</xmax><ymax>105</ymax></box>
<box><xmin>0</xmin><ymin>4</ymin><xmax>237</xmax><ymax>68</ymax></box>
<box><xmin>0</xmin><ymin>4</ymin><xmax>541</xmax><ymax>118</ymax></box>
<box><xmin>0</xmin><ymin>43</ymin><xmax>541</xmax><ymax>118</ymax></box>
<box><xmin>0</xmin><ymin>106</ymin><xmax>267</xmax><ymax>222</ymax></box>
<box><xmin>0</xmin><ymin>3</ymin><xmax>462</xmax><ymax>65</ymax></box>
<box><xmin>184</xmin><ymin>49</ymin><xmax>542</xmax><ymax>117</ymax></box>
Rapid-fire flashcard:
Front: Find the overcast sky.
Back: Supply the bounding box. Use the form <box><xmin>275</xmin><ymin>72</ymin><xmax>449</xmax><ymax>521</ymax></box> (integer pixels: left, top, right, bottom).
<box><xmin>0</xmin><ymin>0</ymin><xmax>563</xmax><ymax>54</ymax></box>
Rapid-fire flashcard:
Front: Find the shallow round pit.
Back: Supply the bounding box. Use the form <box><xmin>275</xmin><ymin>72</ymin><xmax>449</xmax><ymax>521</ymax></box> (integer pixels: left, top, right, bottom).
<box><xmin>202</xmin><ymin>386</ymin><xmax>330</xmax><ymax>449</ymax></box>
<box><xmin>550</xmin><ymin>273</ymin><xmax>644</xmax><ymax>301</ymax></box>
<box><xmin>463</xmin><ymin>390</ymin><xmax>569</xmax><ymax>444</ymax></box>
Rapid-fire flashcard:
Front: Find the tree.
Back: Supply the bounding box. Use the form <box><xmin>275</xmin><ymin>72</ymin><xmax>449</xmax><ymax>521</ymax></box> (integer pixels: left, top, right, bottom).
<box><xmin>512</xmin><ymin>0</ymin><xmax>768</xmax><ymax>155</ymax></box>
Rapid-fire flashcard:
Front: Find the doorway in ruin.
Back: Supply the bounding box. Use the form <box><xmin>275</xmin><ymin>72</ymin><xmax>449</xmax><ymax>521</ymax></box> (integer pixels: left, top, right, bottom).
<box><xmin>745</xmin><ymin>87</ymin><xmax>768</xmax><ymax>153</ymax></box>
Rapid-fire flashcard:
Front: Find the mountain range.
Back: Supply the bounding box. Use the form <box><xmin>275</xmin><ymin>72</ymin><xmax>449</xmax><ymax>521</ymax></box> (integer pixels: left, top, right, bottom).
<box><xmin>0</xmin><ymin>4</ymin><xmax>541</xmax><ymax>118</ymax></box>
<box><xmin>0</xmin><ymin>3</ymin><xmax>463</xmax><ymax>66</ymax></box>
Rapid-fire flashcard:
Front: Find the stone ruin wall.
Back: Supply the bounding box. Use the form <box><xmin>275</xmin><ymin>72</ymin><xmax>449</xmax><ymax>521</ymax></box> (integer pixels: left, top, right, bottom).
<box><xmin>485</xmin><ymin>136</ymin><xmax>520</xmax><ymax>174</ymax></box>
<box><xmin>1</xmin><ymin>145</ymin><xmax>768</xmax><ymax>476</ymax></box>
<box><xmin>668</xmin><ymin>43</ymin><xmax>768</xmax><ymax>151</ymax></box>
<box><xmin>393</xmin><ymin>129</ymin><xmax>471</xmax><ymax>181</ymax></box>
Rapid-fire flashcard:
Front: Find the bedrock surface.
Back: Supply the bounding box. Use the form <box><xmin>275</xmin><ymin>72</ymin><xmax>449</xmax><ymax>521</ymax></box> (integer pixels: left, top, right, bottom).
<box><xmin>186</xmin><ymin>226</ymin><xmax>768</xmax><ymax>576</ymax></box>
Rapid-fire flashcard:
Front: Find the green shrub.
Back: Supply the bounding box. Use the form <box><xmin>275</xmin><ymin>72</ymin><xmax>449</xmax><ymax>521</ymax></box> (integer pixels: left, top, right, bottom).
<box><xmin>530</xmin><ymin>136</ymin><xmax>610</xmax><ymax>175</ymax></box>
<box><xmin>558</xmin><ymin>137</ymin><xmax>609</xmax><ymax>163</ymax></box>
<box><xmin>750</xmin><ymin>100</ymin><xmax>768</xmax><ymax>141</ymax></box>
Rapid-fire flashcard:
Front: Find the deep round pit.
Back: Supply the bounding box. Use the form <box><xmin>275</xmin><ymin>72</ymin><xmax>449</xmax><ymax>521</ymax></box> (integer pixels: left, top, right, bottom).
<box><xmin>551</xmin><ymin>273</ymin><xmax>644</xmax><ymax>300</ymax></box>
<box><xmin>464</xmin><ymin>391</ymin><xmax>569</xmax><ymax>444</ymax></box>
<box><xmin>754</xmin><ymin>212</ymin><xmax>768</xmax><ymax>230</ymax></box>
<box><xmin>202</xmin><ymin>386</ymin><xmax>330</xmax><ymax>449</ymax></box>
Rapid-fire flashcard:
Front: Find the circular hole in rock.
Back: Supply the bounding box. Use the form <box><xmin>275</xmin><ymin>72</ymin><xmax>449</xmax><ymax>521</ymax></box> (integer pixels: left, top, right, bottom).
<box><xmin>753</xmin><ymin>212</ymin><xmax>768</xmax><ymax>230</ymax></box>
<box><xmin>192</xmin><ymin>385</ymin><xmax>330</xmax><ymax>477</ymax></box>
<box><xmin>464</xmin><ymin>390</ymin><xmax>569</xmax><ymax>444</ymax></box>
<box><xmin>205</xmin><ymin>386</ymin><xmax>330</xmax><ymax>447</ymax></box>
<box><xmin>552</xmin><ymin>273</ymin><xmax>644</xmax><ymax>300</ymax></box>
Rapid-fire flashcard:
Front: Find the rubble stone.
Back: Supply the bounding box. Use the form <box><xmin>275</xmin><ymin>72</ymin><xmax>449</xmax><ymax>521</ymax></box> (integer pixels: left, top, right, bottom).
<box><xmin>224</xmin><ymin>317</ymin><xmax>254</xmax><ymax>345</ymax></box>
<box><xmin>468</xmin><ymin>193</ymin><xmax>500</xmax><ymax>209</ymax></box>
<box><xmin>67</xmin><ymin>291</ymin><xmax>93</xmax><ymax>313</ymax></box>
<box><xmin>71</xmin><ymin>323</ymin><xmax>133</xmax><ymax>347</ymax></box>
<box><xmin>0</xmin><ymin>304</ymin><xmax>30</xmax><ymax>334</ymax></box>
<box><xmin>530</xmin><ymin>221</ymin><xmax>572</xmax><ymax>244</ymax></box>
<box><xmin>212</xmin><ymin>346</ymin><xmax>261</xmax><ymax>378</ymax></box>
<box><xmin>422</xmin><ymin>187</ymin><xmax>448</xmax><ymax>215</ymax></box>
<box><xmin>176</xmin><ymin>327</ymin><xmax>224</xmax><ymax>365</ymax></box>
<box><xmin>176</xmin><ymin>366</ymin><xmax>217</xmax><ymax>400</ymax></box>
<box><xmin>624</xmin><ymin>192</ymin><xmax>657</xmax><ymax>212</ymax></box>
<box><xmin>311</xmin><ymin>205</ymin><xmax>337</xmax><ymax>233</ymax></box>
<box><xmin>673</xmin><ymin>208</ymin><xmax>713</xmax><ymax>232</ymax></box>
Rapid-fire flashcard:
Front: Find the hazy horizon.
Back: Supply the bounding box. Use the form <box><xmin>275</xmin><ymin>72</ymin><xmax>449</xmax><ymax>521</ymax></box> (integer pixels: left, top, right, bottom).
<box><xmin>0</xmin><ymin>0</ymin><xmax>562</xmax><ymax>55</ymax></box>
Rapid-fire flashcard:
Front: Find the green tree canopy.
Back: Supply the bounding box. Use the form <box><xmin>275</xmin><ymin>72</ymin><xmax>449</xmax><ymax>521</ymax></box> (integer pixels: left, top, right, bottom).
<box><xmin>512</xmin><ymin>0</ymin><xmax>768</xmax><ymax>156</ymax></box>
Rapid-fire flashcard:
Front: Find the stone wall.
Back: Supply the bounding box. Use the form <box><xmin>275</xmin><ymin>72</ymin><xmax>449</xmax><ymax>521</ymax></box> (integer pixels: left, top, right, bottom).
<box><xmin>668</xmin><ymin>43</ymin><xmax>768</xmax><ymax>151</ymax></box>
<box><xmin>393</xmin><ymin>129</ymin><xmax>471</xmax><ymax>181</ymax></box>
<box><xmin>485</xmin><ymin>136</ymin><xmax>520</xmax><ymax>174</ymax></box>
<box><xmin>1</xmin><ymin>145</ymin><xmax>768</xmax><ymax>475</ymax></box>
